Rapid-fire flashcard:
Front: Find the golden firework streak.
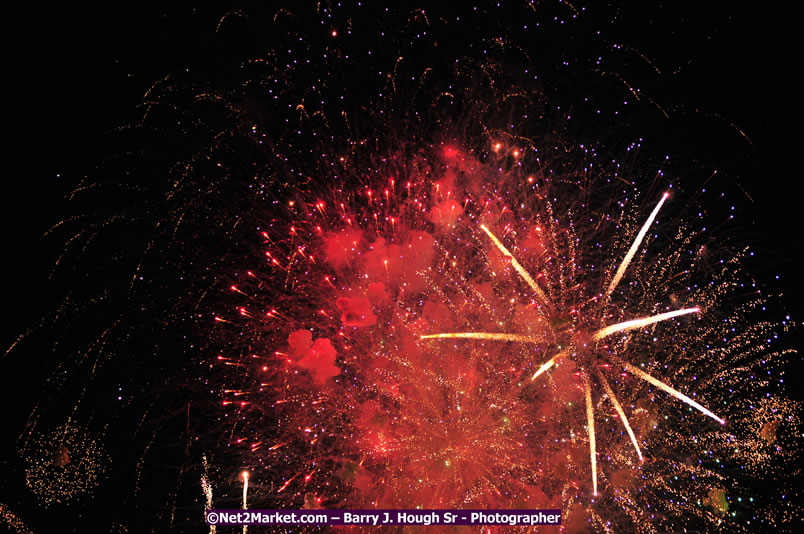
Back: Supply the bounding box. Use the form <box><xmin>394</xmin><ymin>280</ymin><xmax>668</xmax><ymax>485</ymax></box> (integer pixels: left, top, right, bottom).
<box><xmin>592</xmin><ymin>307</ymin><xmax>701</xmax><ymax>341</ymax></box>
<box><xmin>596</xmin><ymin>367</ymin><xmax>643</xmax><ymax>461</ymax></box>
<box><xmin>583</xmin><ymin>375</ymin><xmax>598</xmax><ymax>496</ymax></box>
<box><xmin>529</xmin><ymin>308</ymin><xmax>700</xmax><ymax>381</ymax></box>
<box><xmin>614</xmin><ymin>357</ymin><xmax>725</xmax><ymax>425</ymax></box>
<box><xmin>591</xmin><ymin>307</ymin><xmax>700</xmax><ymax>341</ymax></box>
<box><xmin>424</xmin><ymin>309</ymin><xmax>699</xmax><ymax>381</ymax></box>
<box><xmin>604</xmin><ymin>192</ymin><xmax>669</xmax><ymax>299</ymax></box>
<box><xmin>419</xmin><ymin>332</ymin><xmax>540</xmax><ymax>343</ymax></box>
<box><xmin>530</xmin><ymin>349</ymin><xmax>566</xmax><ymax>380</ymax></box>
<box><xmin>202</xmin><ymin>455</ymin><xmax>216</xmax><ymax>534</ymax></box>
<box><xmin>242</xmin><ymin>471</ymin><xmax>249</xmax><ymax>534</ymax></box>
<box><xmin>480</xmin><ymin>224</ymin><xmax>550</xmax><ymax>307</ymax></box>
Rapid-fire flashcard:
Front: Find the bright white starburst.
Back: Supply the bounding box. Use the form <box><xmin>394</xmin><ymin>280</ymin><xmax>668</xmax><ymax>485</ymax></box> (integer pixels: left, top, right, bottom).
<box><xmin>422</xmin><ymin>191</ymin><xmax>725</xmax><ymax>495</ymax></box>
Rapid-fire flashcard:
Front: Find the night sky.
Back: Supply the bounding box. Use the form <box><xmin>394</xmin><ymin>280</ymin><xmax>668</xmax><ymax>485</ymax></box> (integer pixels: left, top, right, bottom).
<box><xmin>2</xmin><ymin>3</ymin><xmax>802</xmax><ymax>532</ymax></box>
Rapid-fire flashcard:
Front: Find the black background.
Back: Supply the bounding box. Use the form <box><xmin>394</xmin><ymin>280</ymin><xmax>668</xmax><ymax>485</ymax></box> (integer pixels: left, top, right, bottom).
<box><xmin>5</xmin><ymin>4</ymin><xmax>801</xmax><ymax>326</ymax></box>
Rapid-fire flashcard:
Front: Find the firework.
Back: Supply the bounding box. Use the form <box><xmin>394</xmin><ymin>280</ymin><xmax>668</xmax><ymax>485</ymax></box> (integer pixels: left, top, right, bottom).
<box><xmin>20</xmin><ymin>423</ymin><xmax>107</xmax><ymax>507</ymax></box>
<box><xmin>6</xmin><ymin>3</ymin><xmax>800</xmax><ymax>533</ymax></box>
<box><xmin>215</xmin><ymin>137</ymin><xmax>796</xmax><ymax>532</ymax></box>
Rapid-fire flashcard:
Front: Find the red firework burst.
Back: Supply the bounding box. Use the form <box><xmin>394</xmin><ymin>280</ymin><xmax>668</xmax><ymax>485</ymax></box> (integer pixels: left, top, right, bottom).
<box><xmin>212</xmin><ymin>140</ymin><xmax>778</xmax><ymax>532</ymax></box>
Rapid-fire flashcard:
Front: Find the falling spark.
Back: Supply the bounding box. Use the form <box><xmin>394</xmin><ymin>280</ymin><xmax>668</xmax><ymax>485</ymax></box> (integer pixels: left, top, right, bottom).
<box><xmin>201</xmin><ymin>455</ymin><xmax>216</xmax><ymax>534</ymax></box>
<box><xmin>615</xmin><ymin>358</ymin><xmax>726</xmax><ymax>425</ymax></box>
<box><xmin>277</xmin><ymin>474</ymin><xmax>298</xmax><ymax>493</ymax></box>
<box><xmin>596</xmin><ymin>368</ymin><xmax>643</xmax><ymax>461</ymax></box>
<box><xmin>241</xmin><ymin>471</ymin><xmax>250</xmax><ymax>534</ymax></box>
<box><xmin>604</xmin><ymin>192</ymin><xmax>669</xmax><ymax>299</ymax></box>
<box><xmin>584</xmin><ymin>375</ymin><xmax>598</xmax><ymax>496</ymax></box>
<box><xmin>242</xmin><ymin>471</ymin><xmax>249</xmax><ymax>508</ymax></box>
<box><xmin>480</xmin><ymin>224</ymin><xmax>550</xmax><ymax>307</ymax></box>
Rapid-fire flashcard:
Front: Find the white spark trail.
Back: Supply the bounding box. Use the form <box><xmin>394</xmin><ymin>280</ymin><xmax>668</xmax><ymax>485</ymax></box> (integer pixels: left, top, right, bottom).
<box><xmin>583</xmin><ymin>375</ymin><xmax>598</xmax><ymax>496</ymax></box>
<box><xmin>615</xmin><ymin>358</ymin><xmax>725</xmax><ymax>425</ymax></box>
<box><xmin>604</xmin><ymin>192</ymin><xmax>669</xmax><ymax>299</ymax></box>
<box><xmin>530</xmin><ymin>349</ymin><xmax>567</xmax><ymax>381</ymax></box>
<box><xmin>480</xmin><ymin>224</ymin><xmax>550</xmax><ymax>307</ymax></box>
<box><xmin>596</xmin><ymin>368</ymin><xmax>643</xmax><ymax>461</ymax></box>
<box><xmin>420</xmin><ymin>332</ymin><xmax>541</xmax><ymax>343</ymax></box>
<box><xmin>242</xmin><ymin>471</ymin><xmax>249</xmax><ymax>534</ymax></box>
<box><xmin>592</xmin><ymin>307</ymin><xmax>699</xmax><ymax>341</ymax></box>
<box><xmin>530</xmin><ymin>308</ymin><xmax>698</xmax><ymax>382</ymax></box>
